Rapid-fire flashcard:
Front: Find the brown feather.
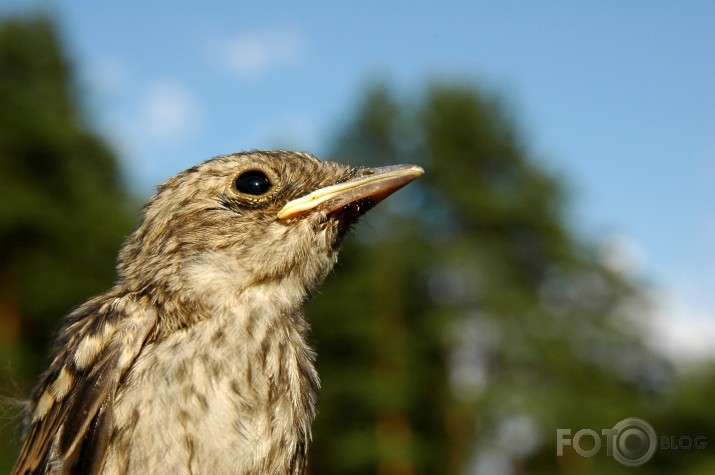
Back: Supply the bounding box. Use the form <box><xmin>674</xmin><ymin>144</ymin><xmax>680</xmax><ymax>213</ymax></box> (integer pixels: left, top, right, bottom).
<box><xmin>12</xmin><ymin>295</ymin><xmax>155</xmax><ymax>475</ymax></box>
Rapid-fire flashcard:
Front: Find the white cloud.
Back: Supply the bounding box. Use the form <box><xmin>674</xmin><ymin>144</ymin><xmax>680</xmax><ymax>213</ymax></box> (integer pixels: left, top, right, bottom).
<box><xmin>643</xmin><ymin>286</ymin><xmax>715</xmax><ymax>366</ymax></box>
<box><xmin>140</xmin><ymin>81</ymin><xmax>203</xmax><ymax>140</ymax></box>
<box><xmin>598</xmin><ymin>233</ymin><xmax>644</xmax><ymax>277</ymax></box>
<box><xmin>599</xmin><ymin>233</ymin><xmax>715</xmax><ymax>367</ymax></box>
<box><xmin>218</xmin><ymin>29</ymin><xmax>306</xmax><ymax>77</ymax></box>
<box><xmin>85</xmin><ymin>56</ymin><xmax>129</xmax><ymax>96</ymax></box>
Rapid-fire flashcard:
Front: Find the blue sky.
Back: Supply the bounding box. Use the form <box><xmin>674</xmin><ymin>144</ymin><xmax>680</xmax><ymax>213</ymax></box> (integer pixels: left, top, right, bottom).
<box><xmin>3</xmin><ymin>1</ymin><xmax>714</xmax><ymax>363</ymax></box>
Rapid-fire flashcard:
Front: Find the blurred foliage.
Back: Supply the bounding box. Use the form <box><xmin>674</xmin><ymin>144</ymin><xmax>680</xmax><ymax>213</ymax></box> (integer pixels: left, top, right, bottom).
<box><xmin>1</xmin><ymin>13</ymin><xmax>714</xmax><ymax>475</ymax></box>
<box><xmin>0</xmin><ymin>16</ymin><xmax>135</xmax><ymax>472</ymax></box>
<box><xmin>306</xmin><ymin>84</ymin><xmax>713</xmax><ymax>475</ymax></box>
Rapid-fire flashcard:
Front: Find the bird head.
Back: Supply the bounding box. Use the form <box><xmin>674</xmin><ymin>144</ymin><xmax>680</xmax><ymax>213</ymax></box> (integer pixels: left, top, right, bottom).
<box><xmin>116</xmin><ymin>151</ymin><xmax>423</xmax><ymax>328</ymax></box>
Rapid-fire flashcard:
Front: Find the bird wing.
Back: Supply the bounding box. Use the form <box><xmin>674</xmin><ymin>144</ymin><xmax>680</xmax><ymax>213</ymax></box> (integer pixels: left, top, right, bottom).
<box><xmin>12</xmin><ymin>293</ymin><xmax>156</xmax><ymax>475</ymax></box>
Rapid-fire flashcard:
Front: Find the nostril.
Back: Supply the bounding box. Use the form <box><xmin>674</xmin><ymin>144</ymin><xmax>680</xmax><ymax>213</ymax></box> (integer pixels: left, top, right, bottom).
<box><xmin>361</xmin><ymin>169</ymin><xmax>375</xmax><ymax>176</ymax></box>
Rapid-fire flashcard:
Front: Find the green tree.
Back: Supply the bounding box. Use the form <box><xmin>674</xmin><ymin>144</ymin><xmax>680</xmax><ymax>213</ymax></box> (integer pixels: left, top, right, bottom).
<box><xmin>0</xmin><ymin>16</ymin><xmax>134</xmax><ymax>471</ymax></box>
<box><xmin>307</xmin><ymin>84</ymin><xmax>675</xmax><ymax>474</ymax></box>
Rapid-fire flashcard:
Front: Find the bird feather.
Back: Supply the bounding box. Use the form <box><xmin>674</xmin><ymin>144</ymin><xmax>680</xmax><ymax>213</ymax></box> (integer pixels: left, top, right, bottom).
<box><xmin>12</xmin><ymin>294</ymin><xmax>156</xmax><ymax>475</ymax></box>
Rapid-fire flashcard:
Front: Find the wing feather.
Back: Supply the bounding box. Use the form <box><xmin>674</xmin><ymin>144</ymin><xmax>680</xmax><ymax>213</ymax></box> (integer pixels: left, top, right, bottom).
<box><xmin>12</xmin><ymin>293</ymin><xmax>156</xmax><ymax>475</ymax></box>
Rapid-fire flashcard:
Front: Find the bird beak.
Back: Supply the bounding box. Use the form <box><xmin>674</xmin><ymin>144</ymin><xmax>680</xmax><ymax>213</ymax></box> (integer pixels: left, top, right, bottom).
<box><xmin>277</xmin><ymin>164</ymin><xmax>424</xmax><ymax>220</ymax></box>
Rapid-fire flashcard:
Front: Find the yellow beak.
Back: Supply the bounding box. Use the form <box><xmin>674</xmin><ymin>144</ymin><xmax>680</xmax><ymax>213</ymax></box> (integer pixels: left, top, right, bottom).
<box><xmin>277</xmin><ymin>164</ymin><xmax>424</xmax><ymax>220</ymax></box>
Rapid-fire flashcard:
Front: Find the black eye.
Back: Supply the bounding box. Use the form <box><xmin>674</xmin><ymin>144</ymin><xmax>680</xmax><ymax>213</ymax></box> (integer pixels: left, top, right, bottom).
<box><xmin>235</xmin><ymin>170</ymin><xmax>272</xmax><ymax>195</ymax></box>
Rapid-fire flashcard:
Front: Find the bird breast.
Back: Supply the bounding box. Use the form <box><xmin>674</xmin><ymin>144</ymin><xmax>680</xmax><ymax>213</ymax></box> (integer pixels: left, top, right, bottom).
<box><xmin>104</xmin><ymin>289</ymin><xmax>318</xmax><ymax>474</ymax></box>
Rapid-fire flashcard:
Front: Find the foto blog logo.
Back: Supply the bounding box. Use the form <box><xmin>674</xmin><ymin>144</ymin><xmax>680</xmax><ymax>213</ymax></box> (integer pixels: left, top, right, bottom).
<box><xmin>556</xmin><ymin>417</ymin><xmax>707</xmax><ymax>467</ymax></box>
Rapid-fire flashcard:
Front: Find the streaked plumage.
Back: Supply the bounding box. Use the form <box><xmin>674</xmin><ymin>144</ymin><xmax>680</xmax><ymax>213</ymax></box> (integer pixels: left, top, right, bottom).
<box><xmin>13</xmin><ymin>151</ymin><xmax>423</xmax><ymax>475</ymax></box>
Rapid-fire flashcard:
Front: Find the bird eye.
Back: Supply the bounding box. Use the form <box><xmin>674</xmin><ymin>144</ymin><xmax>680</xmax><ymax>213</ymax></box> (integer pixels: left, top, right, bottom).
<box><xmin>235</xmin><ymin>170</ymin><xmax>272</xmax><ymax>195</ymax></box>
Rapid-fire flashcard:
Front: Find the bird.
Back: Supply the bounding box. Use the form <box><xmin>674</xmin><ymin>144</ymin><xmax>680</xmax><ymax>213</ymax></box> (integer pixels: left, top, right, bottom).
<box><xmin>11</xmin><ymin>150</ymin><xmax>423</xmax><ymax>475</ymax></box>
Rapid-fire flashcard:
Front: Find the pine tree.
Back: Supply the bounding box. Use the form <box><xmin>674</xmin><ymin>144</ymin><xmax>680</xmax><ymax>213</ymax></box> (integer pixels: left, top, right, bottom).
<box><xmin>0</xmin><ymin>17</ymin><xmax>134</xmax><ymax>471</ymax></box>
<box><xmin>307</xmin><ymin>84</ymin><xmax>672</xmax><ymax>474</ymax></box>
